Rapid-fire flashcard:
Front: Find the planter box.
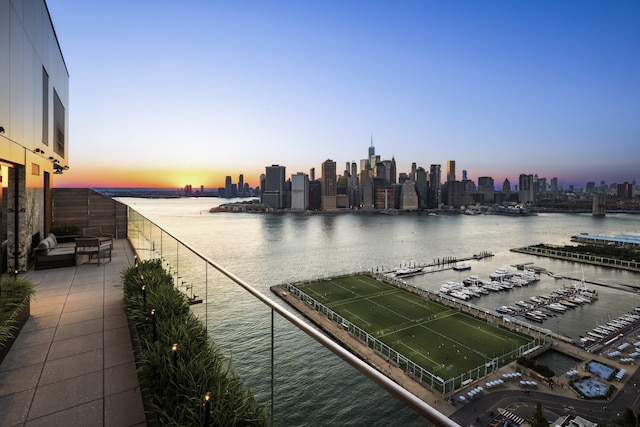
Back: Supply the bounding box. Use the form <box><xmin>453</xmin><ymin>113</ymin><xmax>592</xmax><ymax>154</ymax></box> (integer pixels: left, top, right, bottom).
<box><xmin>0</xmin><ymin>299</ymin><xmax>30</xmax><ymax>365</ymax></box>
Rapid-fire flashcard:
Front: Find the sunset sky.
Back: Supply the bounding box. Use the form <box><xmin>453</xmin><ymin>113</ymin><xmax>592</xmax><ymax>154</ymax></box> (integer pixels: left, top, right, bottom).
<box><xmin>47</xmin><ymin>1</ymin><xmax>639</xmax><ymax>189</ymax></box>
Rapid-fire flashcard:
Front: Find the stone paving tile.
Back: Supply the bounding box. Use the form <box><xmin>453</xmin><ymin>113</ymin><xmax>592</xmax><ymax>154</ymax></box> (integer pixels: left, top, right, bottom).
<box><xmin>39</xmin><ymin>348</ymin><xmax>103</xmax><ymax>386</ymax></box>
<box><xmin>0</xmin><ymin>343</ymin><xmax>49</xmax><ymax>373</ymax></box>
<box><xmin>0</xmin><ymin>364</ymin><xmax>43</xmax><ymax>396</ymax></box>
<box><xmin>104</xmin><ymin>341</ymin><xmax>135</xmax><ymax>369</ymax></box>
<box><xmin>20</xmin><ymin>314</ymin><xmax>61</xmax><ymax>334</ymax></box>
<box><xmin>61</xmin><ymin>297</ymin><xmax>104</xmax><ymax>314</ymax></box>
<box><xmin>65</xmin><ymin>289</ymin><xmax>104</xmax><ymax>303</ymax></box>
<box><xmin>105</xmin><ymin>389</ymin><xmax>146</xmax><ymax>427</ymax></box>
<box><xmin>53</xmin><ymin>318</ymin><xmax>103</xmax><ymax>341</ymax></box>
<box><xmin>104</xmin><ymin>362</ymin><xmax>139</xmax><ymax>397</ymax></box>
<box><xmin>104</xmin><ymin>326</ymin><xmax>132</xmax><ymax>349</ymax></box>
<box><xmin>104</xmin><ymin>312</ymin><xmax>129</xmax><ymax>331</ymax></box>
<box><xmin>47</xmin><ymin>331</ymin><xmax>103</xmax><ymax>361</ymax></box>
<box><xmin>29</xmin><ymin>294</ymin><xmax>67</xmax><ymax>307</ymax></box>
<box><xmin>28</xmin><ymin>371</ymin><xmax>103</xmax><ymax>420</ymax></box>
<box><xmin>0</xmin><ymin>388</ymin><xmax>34</xmax><ymax>425</ymax></box>
<box><xmin>10</xmin><ymin>327</ymin><xmax>56</xmax><ymax>351</ymax></box>
<box><xmin>28</xmin><ymin>302</ymin><xmax>65</xmax><ymax>317</ymax></box>
<box><xmin>58</xmin><ymin>306</ymin><xmax>104</xmax><ymax>326</ymax></box>
<box><xmin>25</xmin><ymin>400</ymin><xmax>103</xmax><ymax>427</ymax></box>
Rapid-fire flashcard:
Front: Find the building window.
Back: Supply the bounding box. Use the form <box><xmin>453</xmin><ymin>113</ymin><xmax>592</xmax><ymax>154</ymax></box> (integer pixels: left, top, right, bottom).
<box><xmin>42</xmin><ymin>67</ymin><xmax>49</xmax><ymax>145</ymax></box>
<box><xmin>32</xmin><ymin>163</ymin><xmax>40</xmax><ymax>176</ymax></box>
<box><xmin>53</xmin><ymin>89</ymin><xmax>65</xmax><ymax>157</ymax></box>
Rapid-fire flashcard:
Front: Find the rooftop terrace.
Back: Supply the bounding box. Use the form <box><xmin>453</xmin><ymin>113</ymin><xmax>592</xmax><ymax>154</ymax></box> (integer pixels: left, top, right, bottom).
<box><xmin>0</xmin><ymin>239</ymin><xmax>146</xmax><ymax>426</ymax></box>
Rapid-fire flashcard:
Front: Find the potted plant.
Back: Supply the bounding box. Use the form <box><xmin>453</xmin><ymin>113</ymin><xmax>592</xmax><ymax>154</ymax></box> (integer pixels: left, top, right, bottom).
<box><xmin>0</xmin><ymin>275</ymin><xmax>35</xmax><ymax>364</ymax></box>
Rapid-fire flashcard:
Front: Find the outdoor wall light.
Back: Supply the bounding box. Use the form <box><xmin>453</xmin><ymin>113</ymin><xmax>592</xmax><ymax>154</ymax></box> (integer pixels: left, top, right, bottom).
<box><xmin>0</xmin><ymin>126</ymin><xmax>5</xmax><ymax>133</ymax></box>
<box><xmin>34</xmin><ymin>148</ymin><xmax>45</xmax><ymax>154</ymax></box>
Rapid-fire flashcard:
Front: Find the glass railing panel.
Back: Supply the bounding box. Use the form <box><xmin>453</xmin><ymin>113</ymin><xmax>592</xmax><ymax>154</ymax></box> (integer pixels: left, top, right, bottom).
<box><xmin>126</xmin><ymin>207</ymin><xmax>450</xmax><ymax>427</ymax></box>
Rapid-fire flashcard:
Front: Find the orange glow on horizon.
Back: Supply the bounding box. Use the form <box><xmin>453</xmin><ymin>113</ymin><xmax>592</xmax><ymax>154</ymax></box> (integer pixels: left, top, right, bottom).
<box><xmin>54</xmin><ymin>165</ymin><xmax>261</xmax><ymax>189</ymax></box>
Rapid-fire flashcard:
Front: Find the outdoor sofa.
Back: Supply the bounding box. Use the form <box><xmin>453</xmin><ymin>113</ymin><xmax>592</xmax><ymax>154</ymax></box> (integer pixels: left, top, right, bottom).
<box><xmin>33</xmin><ymin>233</ymin><xmax>77</xmax><ymax>269</ymax></box>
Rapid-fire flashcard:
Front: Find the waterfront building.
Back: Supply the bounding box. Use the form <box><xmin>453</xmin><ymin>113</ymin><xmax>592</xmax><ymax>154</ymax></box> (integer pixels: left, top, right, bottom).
<box><xmin>415</xmin><ymin>167</ymin><xmax>429</xmax><ymax>210</ymax></box>
<box><xmin>291</xmin><ymin>172</ymin><xmax>309</xmax><ymax>211</ymax></box>
<box><xmin>321</xmin><ymin>159</ymin><xmax>337</xmax><ymax>210</ymax></box>
<box><xmin>360</xmin><ymin>165</ymin><xmax>374</xmax><ymax>209</ymax></box>
<box><xmin>478</xmin><ymin>176</ymin><xmax>495</xmax><ymax>203</ymax></box>
<box><xmin>0</xmin><ymin>0</ymin><xmax>69</xmax><ymax>272</ymax></box>
<box><xmin>347</xmin><ymin>161</ymin><xmax>359</xmax><ymax>208</ymax></box>
<box><xmin>519</xmin><ymin>174</ymin><xmax>536</xmax><ymax>204</ymax></box>
<box><xmin>374</xmin><ymin>186</ymin><xmax>394</xmax><ymax>210</ymax></box>
<box><xmin>238</xmin><ymin>174</ymin><xmax>245</xmax><ymax>196</ymax></box>
<box><xmin>551</xmin><ymin>177</ymin><xmax>559</xmax><ymax>199</ymax></box>
<box><xmin>262</xmin><ymin>164</ymin><xmax>288</xmax><ymax>209</ymax></box>
<box><xmin>308</xmin><ymin>180</ymin><xmax>322</xmax><ymax>210</ymax></box>
<box><xmin>225</xmin><ymin>176</ymin><xmax>234</xmax><ymax>198</ymax></box>
<box><xmin>538</xmin><ymin>177</ymin><xmax>547</xmax><ymax>194</ymax></box>
<box><xmin>429</xmin><ymin>164</ymin><xmax>442</xmax><ymax>208</ymax></box>
<box><xmin>445</xmin><ymin>180</ymin><xmax>463</xmax><ymax>208</ymax></box>
<box><xmin>617</xmin><ymin>182</ymin><xmax>632</xmax><ymax>199</ymax></box>
<box><xmin>399</xmin><ymin>181</ymin><xmax>418</xmax><ymax>210</ymax></box>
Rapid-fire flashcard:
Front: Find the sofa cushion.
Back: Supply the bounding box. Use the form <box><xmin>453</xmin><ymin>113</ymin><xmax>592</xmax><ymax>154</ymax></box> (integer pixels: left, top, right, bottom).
<box><xmin>36</xmin><ymin>240</ymin><xmax>50</xmax><ymax>256</ymax></box>
<box><xmin>48</xmin><ymin>233</ymin><xmax>58</xmax><ymax>246</ymax></box>
<box><xmin>44</xmin><ymin>235</ymin><xmax>56</xmax><ymax>249</ymax></box>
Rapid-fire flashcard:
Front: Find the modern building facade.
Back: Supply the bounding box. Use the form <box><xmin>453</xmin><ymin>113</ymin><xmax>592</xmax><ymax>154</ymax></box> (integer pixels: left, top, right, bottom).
<box><xmin>321</xmin><ymin>159</ymin><xmax>337</xmax><ymax>210</ymax></box>
<box><xmin>477</xmin><ymin>176</ymin><xmax>495</xmax><ymax>203</ymax></box>
<box><xmin>291</xmin><ymin>172</ymin><xmax>309</xmax><ymax>211</ymax></box>
<box><xmin>1</xmin><ymin>0</ymin><xmax>69</xmax><ymax>272</ymax></box>
<box><xmin>262</xmin><ymin>165</ymin><xmax>287</xmax><ymax>209</ymax></box>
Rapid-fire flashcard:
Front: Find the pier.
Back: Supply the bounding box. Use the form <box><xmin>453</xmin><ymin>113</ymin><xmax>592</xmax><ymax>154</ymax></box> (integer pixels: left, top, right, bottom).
<box><xmin>510</xmin><ymin>245</ymin><xmax>640</xmax><ymax>273</ymax></box>
<box><xmin>379</xmin><ymin>251</ymin><xmax>494</xmax><ymax>278</ymax></box>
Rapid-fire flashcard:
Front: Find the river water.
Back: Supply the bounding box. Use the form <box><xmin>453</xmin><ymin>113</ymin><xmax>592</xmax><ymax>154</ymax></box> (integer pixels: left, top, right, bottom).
<box><xmin>121</xmin><ymin>197</ymin><xmax>639</xmax><ymax>426</ymax></box>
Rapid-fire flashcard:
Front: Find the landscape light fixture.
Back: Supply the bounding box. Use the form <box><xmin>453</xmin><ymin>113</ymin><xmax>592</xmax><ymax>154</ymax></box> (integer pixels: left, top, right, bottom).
<box><xmin>203</xmin><ymin>392</ymin><xmax>211</xmax><ymax>427</ymax></box>
<box><xmin>172</xmin><ymin>343</ymin><xmax>178</xmax><ymax>368</ymax></box>
<box><xmin>151</xmin><ymin>308</ymin><xmax>157</xmax><ymax>341</ymax></box>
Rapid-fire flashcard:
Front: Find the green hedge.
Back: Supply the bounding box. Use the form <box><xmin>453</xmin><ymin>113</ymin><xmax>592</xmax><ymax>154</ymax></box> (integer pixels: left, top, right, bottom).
<box><xmin>0</xmin><ymin>277</ymin><xmax>35</xmax><ymax>349</ymax></box>
<box><xmin>122</xmin><ymin>259</ymin><xmax>267</xmax><ymax>426</ymax></box>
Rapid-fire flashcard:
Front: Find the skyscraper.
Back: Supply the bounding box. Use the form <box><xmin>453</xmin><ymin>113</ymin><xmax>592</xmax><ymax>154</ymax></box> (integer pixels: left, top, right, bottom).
<box><xmin>262</xmin><ymin>165</ymin><xmax>287</xmax><ymax>209</ymax></box>
<box><xmin>519</xmin><ymin>174</ymin><xmax>535</xmax><ymax>204</ymax></box>
<box><xmin>429</xmin><ymin>164</ymin><xmax>442</xmax><ymax>207</ymax></box>
<box><xmin>321</xmin><ymin>159</ymin><xmax>337</xmax><ymax>210</ymax></box>
<box><xmin>291</xmin><ymin>172</ymin><xmax>309</xmax><ymax>211</ymax></box>
<box><xmin>478</xmin><ymin>176</ymin><xmax>495</xmax><ymax>203</ymax></box>
<box><xmin>415</xmin><ymin>167</ymin><xmax>429</xmax><ymax>209</ymax></box>
<box><xmin>447</xmin><ymin>160</ymin><xmax>456</xmax><ymax>182</ymax></box>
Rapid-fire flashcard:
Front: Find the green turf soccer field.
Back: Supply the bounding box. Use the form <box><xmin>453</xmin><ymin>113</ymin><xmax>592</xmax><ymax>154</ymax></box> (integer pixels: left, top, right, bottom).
<box><xmin>295</xmin><ymin>274</ymin><xmax>533</xmax><ymax>382</ymax></box>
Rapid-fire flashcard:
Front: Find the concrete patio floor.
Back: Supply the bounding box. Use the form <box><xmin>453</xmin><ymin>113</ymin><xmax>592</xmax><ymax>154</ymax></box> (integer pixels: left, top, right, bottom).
<box><xmin>0</xmin><ymin>239</ymin><xmax>146</xmax><ymax>426</ymax></box>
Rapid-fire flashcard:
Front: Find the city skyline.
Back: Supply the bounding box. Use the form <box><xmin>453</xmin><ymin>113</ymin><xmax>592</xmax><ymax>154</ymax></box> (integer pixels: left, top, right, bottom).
<box><xmin>47</xmin><ymin>0</ymin><xmax>639</xmax><ymax>189</ymax></box>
